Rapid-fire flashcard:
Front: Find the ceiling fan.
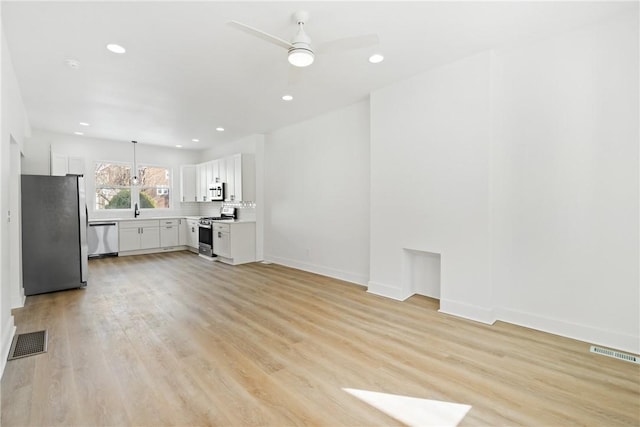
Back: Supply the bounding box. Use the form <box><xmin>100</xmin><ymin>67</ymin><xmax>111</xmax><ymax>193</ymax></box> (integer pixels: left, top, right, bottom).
<box><xmin>227</xmin><ymin>11</ymin><xmax>379</xmax><ymax>68</ymax></box>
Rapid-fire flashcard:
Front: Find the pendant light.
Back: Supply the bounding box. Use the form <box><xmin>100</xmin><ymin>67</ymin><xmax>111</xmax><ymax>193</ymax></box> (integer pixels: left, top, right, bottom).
<box><xmin>131</xmin><ymin>140</ymin><xmax>139</xmax><ymax>186</ymax></box>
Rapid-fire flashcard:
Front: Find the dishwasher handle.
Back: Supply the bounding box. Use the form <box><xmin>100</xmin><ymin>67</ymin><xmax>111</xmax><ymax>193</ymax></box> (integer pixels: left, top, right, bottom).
<box><xmin>89</xmin><ymin>222</ymin><xmax>117</xmax><ymax>227</ymax></box>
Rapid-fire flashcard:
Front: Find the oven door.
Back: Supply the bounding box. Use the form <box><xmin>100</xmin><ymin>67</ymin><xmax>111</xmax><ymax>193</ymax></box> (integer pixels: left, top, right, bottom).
<box><xmin>198</xmin><ymin>224</ymin><xmax>214</xmax><ymax>256</ymax></box>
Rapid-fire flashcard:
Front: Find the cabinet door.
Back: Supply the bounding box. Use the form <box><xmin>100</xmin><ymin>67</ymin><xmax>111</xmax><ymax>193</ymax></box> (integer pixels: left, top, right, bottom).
<box><xmin>205</xmin><ymin>161</ymin><xmax>214</xmax><ymax>192</ymax></box>
<box><xmin>139</xmin><ymin>226</ymin><xmax>160</xmax><ymax>249</ymax></box>
<box><xmin>218</xmin><ymin>159</ymin><xmax>227</xmax><ymax>188</ymax></box>
<box><xmin>233</xmin><ymin>154</ymin><xmax>242</xmax><ymax>202</ymax></box>
<box><xmin>187</xmin><ymin>220</ymin><xmax>199</xmax><ymax>248</ymax></box>
<box><xmin>180</xmin><ymin>165</ymin><xmax>197</xmax><ymax>202</ymax></box>
<box><xmin>178</xmin><ymin>219</ymin><xmax>188</xmax><ymax>246</ymax></box>
<box><xmin>119</xmin><ymin>227</ymin><xmax>140</xmax><ymax>251</ymax></box>
<box><xmin>211</xmin><ymin>159</ymin><xmax>220</xmax><ymax>184</ymax></box>
<box><xmin>196</xmin><ymin>163</ymin><xmax>207</xmax><ymax>202</ymax></box>
<box><xmin>160</xmin><ymin>226</ymin><xmax>179</xmax><ymax>248</ymax></box>
<box><xmin>51</xmin><ymin>152</ymin><xmax>68</xmax><ymax>176</ymax></box>
<box><xmin>68</xmin><ymin>157</ymin><xmax>85</xmax><ymax>175</ymax></box>
<box><xmin>224</xmin><ymin>155</ymin><xmax>236</xmax><ymax>201</ymax></box>
<box><xmin>213</xmin><ymin>230</ymin><xmax>231</xmax><ymax>258</ymax></box>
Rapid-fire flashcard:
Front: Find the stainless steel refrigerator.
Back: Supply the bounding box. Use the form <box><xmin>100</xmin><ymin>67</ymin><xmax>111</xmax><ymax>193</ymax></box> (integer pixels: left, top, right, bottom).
<box><xmin>21</xmin><ymin>174</ymin><xmax>88</xmax><ymax>295</ymax></box>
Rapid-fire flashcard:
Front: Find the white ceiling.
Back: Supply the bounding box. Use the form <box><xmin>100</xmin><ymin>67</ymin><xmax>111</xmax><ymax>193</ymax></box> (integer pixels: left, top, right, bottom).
<box><xmin>2</xmin><ymin>1</ymin><xmax>633</xmax><ymax>150</ymax></box>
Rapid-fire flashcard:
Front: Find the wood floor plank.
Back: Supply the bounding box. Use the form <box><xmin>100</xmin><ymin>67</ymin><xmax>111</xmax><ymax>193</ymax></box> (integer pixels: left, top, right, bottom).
<box><xmin>2</xmin><ymin>251</ymin><xmax>639</xmax><ymax>426</ymax></box>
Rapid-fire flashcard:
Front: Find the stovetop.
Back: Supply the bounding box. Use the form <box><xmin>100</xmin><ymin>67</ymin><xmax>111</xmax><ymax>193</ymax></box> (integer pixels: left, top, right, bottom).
<box><xmin>199</xmin><ymin>216</ymin><xmax>234</xmax><ymax>225</ymax></box>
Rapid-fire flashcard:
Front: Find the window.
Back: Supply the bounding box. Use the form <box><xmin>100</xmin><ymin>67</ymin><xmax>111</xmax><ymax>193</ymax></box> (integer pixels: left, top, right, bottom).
<box><xmin>95</xmin><ymin>162</ymin><xmax>132</xmax><ymax>210</ymax></box>
<box><xmin>95</xmin><ymin>162</ymin><xmax>171</xmax><ymax>210</ymax></box>
<box><xmin>139</xmin><ymin>165</ymin><xmax>171</xmax><ymax>209</ymax></box>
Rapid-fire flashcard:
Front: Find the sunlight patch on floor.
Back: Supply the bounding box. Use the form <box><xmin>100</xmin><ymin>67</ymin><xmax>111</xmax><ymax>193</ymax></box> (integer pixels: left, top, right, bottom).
<box><xmin>343</xmin><ymin>388</ymin><xmax>472</xmax><ymax>427</ymax></box>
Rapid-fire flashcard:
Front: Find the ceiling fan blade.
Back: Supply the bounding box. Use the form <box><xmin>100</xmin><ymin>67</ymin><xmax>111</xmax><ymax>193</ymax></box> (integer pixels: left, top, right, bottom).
<box><xmin>227</xmin><ymin>20</ymin><xmax>293</xmax><ymax>50</ymax></box>
<box><xmin>316</xmin><ymin>34</ymin><xmax>379</xmax><ymax>54</ymax></box>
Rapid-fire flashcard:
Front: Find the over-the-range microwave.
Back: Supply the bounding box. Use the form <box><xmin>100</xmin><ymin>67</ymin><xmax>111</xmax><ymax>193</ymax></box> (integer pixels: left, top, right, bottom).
<box><xmin>209</xmin><ymin>182</ymin><xmax>226</xmax><ymax>201</ymax></box>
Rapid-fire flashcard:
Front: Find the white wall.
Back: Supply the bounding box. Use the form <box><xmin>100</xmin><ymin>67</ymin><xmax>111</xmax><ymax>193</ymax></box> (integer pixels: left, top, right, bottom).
<box><xmin>1</xmin><ymin>25</ymin><xmax>31</xmax><ymax>377</ymax></box>
<box><xmin>200</xmin><ymin>133</ymin><xmax>261</xmax><ymax>160</ymax></box>
<box><xmin>369</xmin><ymin>51</ymin><xmax>494</xmax><ymax>322</ymax></box>
<box><xmin>369</xmin><ymin>11</ymin><xmax>639</xmax><ymax>353</ymax></box>
<box><xmin>264</xmin><ymin>100</ymin><xmax>370</xmax><ymax>285</ymax></box>
<box><xmin>492</xmin><ymin>12</ymin><xmax>639</xmax><ymax>352</ymax></box>
<box><xmin>22</xmin><ymin>129</ymin><xmax>201</xmax><ymax>220</ymax></box>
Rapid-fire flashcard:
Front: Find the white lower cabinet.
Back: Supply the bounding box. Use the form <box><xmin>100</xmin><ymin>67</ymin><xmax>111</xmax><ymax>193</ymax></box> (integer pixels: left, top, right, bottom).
<box><xmin>159</xmin><ymin>219</ymin><xmax>179</xmax><ymax>248</ymax></box>
<box><xmin>213</xmin><ymin>222</ymin><xmax>255</xmax><ymax>265</ymax></box>
<box><xmin>186</xmin><ymin>219</ymin><xmax>199</xmax><ymax>250</ymax></box>
<box><xmin>119</xmin><ymin>220</ymin><xmax>160</xmax><ymax>252</ymax></box>
<box><xmin>118</xmin><ymin>227</ymin><xmax>141</xmax><ymax>252</ymax></box>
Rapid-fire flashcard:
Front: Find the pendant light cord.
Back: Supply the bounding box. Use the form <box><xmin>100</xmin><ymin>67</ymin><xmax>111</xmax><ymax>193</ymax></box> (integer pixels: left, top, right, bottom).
<box><xmin>132</xmin><ymin>140</ymin><xmax>138</xmax><ymax>185</ymax></box>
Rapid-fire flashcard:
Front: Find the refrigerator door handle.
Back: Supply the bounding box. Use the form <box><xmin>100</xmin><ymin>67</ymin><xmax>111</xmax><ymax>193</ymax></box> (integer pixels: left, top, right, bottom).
<box><xmin>78</xmin><ymin>176</ymin><xmax>89</xmax><ymax>285</ymax></box>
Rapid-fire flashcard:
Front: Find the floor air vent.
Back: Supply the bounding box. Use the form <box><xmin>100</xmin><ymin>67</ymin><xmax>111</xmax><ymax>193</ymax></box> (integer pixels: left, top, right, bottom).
<box><xmin>8</xmin><ymin>330</ymin><xmax>48</xmax><ymax>361</ymax></box>
<box><xmin>590</xmin><ymin>345</ymin><xmax>639</xmax><ymax>364</ymax></box>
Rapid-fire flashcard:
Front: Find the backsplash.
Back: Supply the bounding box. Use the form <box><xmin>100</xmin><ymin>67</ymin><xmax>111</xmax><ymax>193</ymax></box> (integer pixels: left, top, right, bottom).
<box><xmin>88</xmin><ymin>200</ymin><xmax>255</xmax><ymax>220</ymax></box>
<box><xmin>200</xmin><ymin>201</ymin><xmax>256</xmax><ymax>220</ymax></box>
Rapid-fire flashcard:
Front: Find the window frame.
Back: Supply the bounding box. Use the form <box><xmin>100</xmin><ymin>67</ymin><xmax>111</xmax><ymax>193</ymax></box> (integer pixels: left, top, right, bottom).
<box><xmin>94</xmin><ymin>160</ymin><xmax>134</xmax><ymax>211</ymax></box>
<box><xmin>94</xmin><ymin>161</ymin><xmax>173</xmax><ymax>211</ymax></box>
<box><xmin>136</xmin><ymin>163</ymin><xmax>172</xmax><ymax>210</ymax></box>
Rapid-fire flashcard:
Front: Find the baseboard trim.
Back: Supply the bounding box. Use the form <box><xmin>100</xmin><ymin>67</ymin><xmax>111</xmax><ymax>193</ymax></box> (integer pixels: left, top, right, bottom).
<box><xmin>439</xmin><ymin>299</ymin><xmax>496</xmax><ymax>325</ymax></box>
<box><xmin>117</xmin><ymin>246</ymin><xmax>189</xmax><ymax>257</ymax></box>
<box><xmin>495</xmin><ymin>307</ymin><xmax>640</xmax><ymax>355</ymax></box>
<box><xmin>366</xmin><ymin>281</ymin><xmax>411</xmax><ymax>301</ymax></box>
<box><xmin>265</xmin><ymin>255</ymin><xmax>368</xmax><ymax>287</ymax></box>
<box><xmin>0</xmin><ymin>316</ymin><xmax>16</xmax><ymax>378</ymax></box>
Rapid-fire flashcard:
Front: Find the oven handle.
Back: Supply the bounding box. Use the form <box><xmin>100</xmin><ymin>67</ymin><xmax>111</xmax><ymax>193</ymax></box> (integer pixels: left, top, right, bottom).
<box><xmin>198</xmin><ymin>224</ymin><xmax>212</xmax><ymax>229</ymax></box>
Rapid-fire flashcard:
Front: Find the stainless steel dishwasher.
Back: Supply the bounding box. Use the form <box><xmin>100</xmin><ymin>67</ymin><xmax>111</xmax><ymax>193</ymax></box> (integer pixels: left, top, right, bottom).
<box><xmin>87</xmin><ymin>222</ymin><xmax>119</xmax><ymax>257</ymax></box>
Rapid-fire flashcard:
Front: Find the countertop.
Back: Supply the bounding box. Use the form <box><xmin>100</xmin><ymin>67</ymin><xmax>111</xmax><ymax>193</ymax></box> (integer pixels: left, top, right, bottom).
<box><xmin>89</xmin><ymin>216</ymin><xmax>255</xmax><ymax>224</ymax></box>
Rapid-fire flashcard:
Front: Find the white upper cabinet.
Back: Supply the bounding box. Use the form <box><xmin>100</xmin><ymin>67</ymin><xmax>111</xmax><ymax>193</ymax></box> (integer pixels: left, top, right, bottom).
<box><xmin>211</xmin><ymin>159</ymin><xmax>221</xmax><ymax>184</ymax></box>
<box><xmin>225</xmin><ymin>153</ymin><xmax>255</xmax><ymax>202</ymax></box>
<box><xmin>195</xmin><ymin>163</ymin><xmax>208</xmax><ymax>202</ymax></box>
<box><xmin>180</xmin><ymin>165</ymin><xmax>197</xmax><ymax>202</ymax></box>
<box><xmin>224</xmin><ymin>155</ymin><xmax>237</xmax><ymax>201</ymax></box>
<box><xmin>51</xmin><ymin>151</ymin><xmax>85</xmax><ymax>176</ymax></box>
<box><xmin>183</xmin><ymin>152</ymin><xmax>255</xmax><ymax>203</ymax></box>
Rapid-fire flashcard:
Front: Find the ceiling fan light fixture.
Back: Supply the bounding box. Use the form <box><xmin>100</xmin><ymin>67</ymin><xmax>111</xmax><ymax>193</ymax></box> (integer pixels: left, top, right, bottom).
<box><xmin>288</xmin><ymin>47</ymin><xmax>314</xmax><ymax>67</ymax></box>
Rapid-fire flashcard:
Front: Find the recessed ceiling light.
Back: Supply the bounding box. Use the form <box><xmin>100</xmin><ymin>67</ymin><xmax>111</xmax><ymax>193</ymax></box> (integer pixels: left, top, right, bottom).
<box><xmin>216</xmin><ymin>127</ymin><xmax>225</xmax><ymax>132</ymax></box>
<box><xmin>282</xmin><ymin>95</ymin><xmax>293</xmax><ymax>101</ymax></box>
<box><xmin>192</xmin><ymin>138</ymin><xmax>199</xmax><ymax>142</ymax></box>
<box><xmin>176</xmin><ymin>145</ymin><xmax>183</xmax><ymax>148</ymax></box>
<box><xmin>79</xmin><ymin>122</ymin><xmax>90</xmax><ymax>127</ymax></box>
<box><xmin>74</xmin><ymin>131</ymin><xmax>84</xmax><ymax>136</ymax></box>
<box><xmin>368</xmin><ymin>53</ymin><xmax>384</xmax><ymax>64</ymax></box>
<box><xmin>106</xmin><ymin>43</ymin><xmax>126</xmax><ymax>54</ymax></box>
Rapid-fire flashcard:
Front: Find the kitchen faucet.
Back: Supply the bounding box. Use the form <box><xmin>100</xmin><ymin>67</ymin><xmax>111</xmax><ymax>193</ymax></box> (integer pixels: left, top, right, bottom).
<box><xmin>134</xmin><ymin>202</ymin><xmax>140</xmax><ymax>218</ymax></box>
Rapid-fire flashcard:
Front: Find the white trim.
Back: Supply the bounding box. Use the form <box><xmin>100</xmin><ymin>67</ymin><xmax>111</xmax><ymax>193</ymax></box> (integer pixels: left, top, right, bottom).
<box><xmin>0</xmin><ymin>318</ymin><xmax>16</xmax><ymax>378</ymax></box>
<box><xmin>366</xmin><ymin>281</ymin><xmax>411</xmax><ymax>301</ymax></box>
<box><xmin>495</xmin><ymin>307</ymin><xmax>640</xmax><ymax>355</ymax></box>
<box><xmin>439</xmin><ymin>298</ymin><xmax>496</xmax><ymax>325</ymax></box>
<box><xmin>116</xmin><ymin>246</ymin><xmax>188</xmax><ymax>257</ymax></box>
<box><xmin>265</xmin><ymin>255</ymin><xmax>368</xmax><ymax>287</ymax></box>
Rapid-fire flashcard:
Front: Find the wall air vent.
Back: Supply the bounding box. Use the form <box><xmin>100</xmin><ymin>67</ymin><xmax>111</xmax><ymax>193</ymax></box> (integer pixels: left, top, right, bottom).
<box><xmin>590</xmin><ymin>345</ymin><xmax>639</xmax><ymax>364</ymax></box>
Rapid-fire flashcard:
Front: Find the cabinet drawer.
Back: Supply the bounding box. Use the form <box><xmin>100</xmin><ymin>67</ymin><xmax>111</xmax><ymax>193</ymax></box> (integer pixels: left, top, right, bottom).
<box><xmin>212</xmin><ymin>223</ymin><xmax>230</xmax><ymax>232</ymax></box>
<box><xmin>119</xmin><ymin>220</ymin><xmax>159</xmax><ymax>229</ymax></box>
<box><xmin>161</xmin><ymin>219</ymin><xmax>179</xmax><ymax>226</ymax></box>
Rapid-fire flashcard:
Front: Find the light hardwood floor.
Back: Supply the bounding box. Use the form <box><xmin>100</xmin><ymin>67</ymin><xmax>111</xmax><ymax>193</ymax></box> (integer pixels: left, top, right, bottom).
<box><xmin>2</xmin><ymin>251</ymin><xmax>639</xmax><ymax>426</ymax></box>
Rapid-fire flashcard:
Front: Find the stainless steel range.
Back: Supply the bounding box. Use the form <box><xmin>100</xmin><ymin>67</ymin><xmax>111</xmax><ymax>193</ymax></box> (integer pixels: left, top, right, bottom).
<box><xmin>198</xmin><ymin>207</ymin><xmax>236</xmax><ymax>257</ymax></box>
